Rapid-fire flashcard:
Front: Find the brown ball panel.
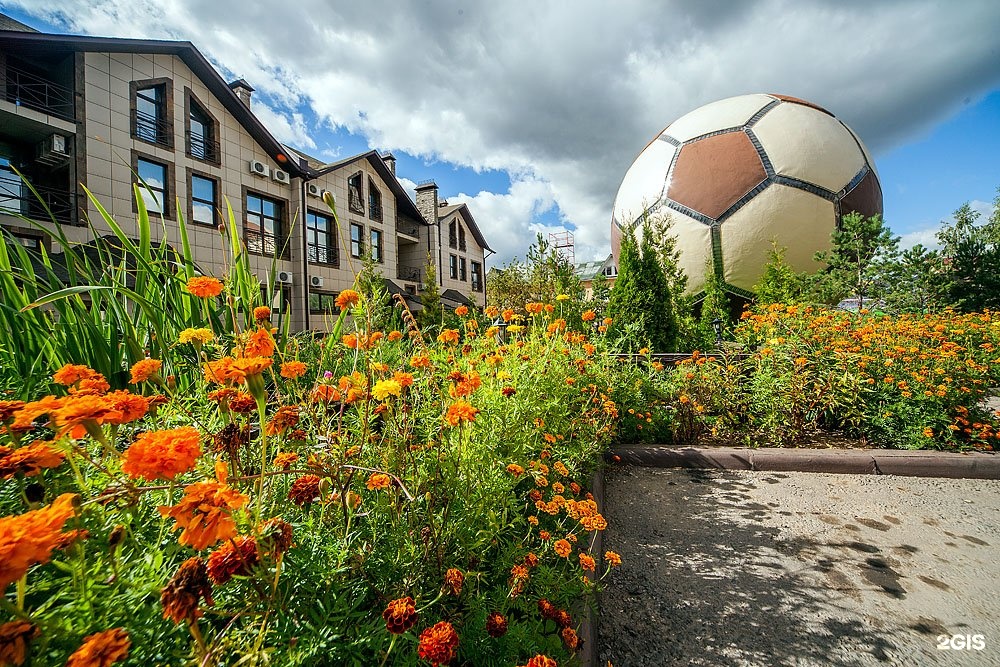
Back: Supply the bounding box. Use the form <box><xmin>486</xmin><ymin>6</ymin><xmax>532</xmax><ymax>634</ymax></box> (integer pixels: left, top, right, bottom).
<box><xmin>666</xmin><ymin>131</ymin><xmax>766</xmax><ymax>220</ymax></box>
<box><xmin>840</xmin><ymin>170</ymin><xmax>884</xmax><ymax>221</ymax></box>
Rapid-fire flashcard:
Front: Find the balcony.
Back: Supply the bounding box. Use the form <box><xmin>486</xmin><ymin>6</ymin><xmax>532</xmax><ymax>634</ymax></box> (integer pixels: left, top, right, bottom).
<box><xmin>134</xmin><ymin>110</ymin><xmax>172</xmax><ymax>147</ymax></box>
<box><xmin>369</xmin><ymin>200</ymin><xmax>382</xmax><ymax>222</ymax></box>
<box><xmin>3</xmin><ymin>64</ymin><xmax>75</xmax><ymax>121</ymax></box>
<box><xmin>186</xmin><ymin>130</ymin><xmax>220</xmax><ymax>163</ymax></box>
<box><xmin>396</xmin><ymin>218</ymin><xmax>421</xmax><ymax>238</ymax></box>
<box><xmin>245</xmin><ymin>228</ymin><xmax>289</xmax><ymax>260</ymax></box>
<box><xmin>397</xmin><ymin>266</ymin><xmax>420</xmax><ymax>283</ymax></box>
<box><xmin>308</xmin><ymin>243</ymin><xmax>338</xmax><ymax>266</ymax></box>
<box><xmin>0</xmin><ymin>177</ymin><xmax>75</xmax><ymax>225</ymax></box>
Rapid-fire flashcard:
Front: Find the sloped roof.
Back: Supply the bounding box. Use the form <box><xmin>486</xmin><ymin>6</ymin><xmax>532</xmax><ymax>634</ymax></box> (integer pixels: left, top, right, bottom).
<box><xmin>441</xmin><ymin>288</ymin><xmax>474</xmax><ymax>307</ymax></box>
<box><xmin>311</xmin><ymin>150</ymin><xmax>425</xmax><ymax>223</ymax></box>
<box><xmin>437</xmin><ymin>203</ymin><xmax>493</xmax><ymax>253</ymax></box>
<box><xmin>574</xmin><ymin>254</ymin><xmax>613</xmax><ymax>281</ymax></box>
<box><xmin>0</xmin><ymin>13</ymin><xmax>37</xmax><ymax>32</ymax></box>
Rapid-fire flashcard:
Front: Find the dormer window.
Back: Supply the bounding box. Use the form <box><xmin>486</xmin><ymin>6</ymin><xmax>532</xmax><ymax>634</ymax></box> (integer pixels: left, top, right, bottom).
<box><xmin>368</xmin><ymin>177</ymin><xmax>382</xmax><ymax>221</ymax></box>
<box><xmin>348</xmin><ymin>172</ymin><xmax>364</xmax><ymax>214</ymax></box>
<box><xmin>186</xmin><ymin>90</ymin><xmax>219</xmax><ymax>163</ymax></box>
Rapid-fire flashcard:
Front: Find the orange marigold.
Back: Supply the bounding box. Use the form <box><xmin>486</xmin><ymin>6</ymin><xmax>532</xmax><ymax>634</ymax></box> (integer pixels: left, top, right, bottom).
<box><xmin>10</xmin><ymin>396</ymin><xmax>63</xmax><ymax>432</ymax></box>
<box><xmin>518</xmin><ymin>655</ymin><xmax>557</xmax><ymax>667</ymax></box>
<box><xmin>288</xmin><ymin>475</ymin><xmax>322</xmax><ymax>506</ymax></box>
<box><xmin>553</xmin><ymin>539</ymin><xmax>572</xmax><ymax>558</ymax></box>
<box><xmin>437</xmin><ymin>329</ymin><xmax>460</xmax><ymax>345</ymax></box>
<box><xmin>186</xmin><ymin>276</ymin><xmax>224</xmax><ymax>298</ymax></box>
<box><xmin>455</xmin><ymin>305</ymin><xmax>469</xmax><ymax>317</ymax></box>
<box><xmin>335</xmin><ymin>289</ymin><xmax>361</xmax><ymax>310</ymax></box>
<box><xmin>366</xmin><ymin>472</ymin><xmax>392</xmax><ymax>491</ymax></box>
<box><xmin>253</xmin><ymin>306</ymin><xmax>271</xmax><ymax>321</ymax></box>
<box><xmin>52</xmin><ymin>363</ymin><xmax>98</xmax><ymax>387</ymax></box>
<box><xmin>206</xmin><ymin>536</ymin><xmax>258</xmax><ymax>584</ymax></box>
<box><xmin>410</xmin><ymin>354</ymin><xmax>432</xmax><ymax>369</ymax></box>
<box><xmin>0</xmin><ymin>620</ymin><xmax>39</xmax><ymax>666</ymax></box>
<box><xmin>485</xmin><ymin>611</ymin><xmax>507</xmax><ymax>638</ymax></box>
<box><xmin>578</xmin><ymin>552</ymin><xmax>596</xmax><ymax>572</ymax></box>
<box><xmin>311</xmin><ymin>384</ymin><xmax>342</xmax><ymax>403</ymax></box>
<box><xmin>387</xmin><ymin>330</ymin><xmax>404</xmax><ymax>342</ymax></box>
<box><xmin>265</xmin><ymin>405</ymin><xmax>300</xmax><ymax>436</ymax></box>
<box><xmin>604</xmin><ymin>550</ymin><xmax>622</xmax><ymax>567</ymax></box>
<box><xmin>161</xmin><ymin>557</ymin><xmax>214</xmax><ymax>625</ymax></box>
<box><xmin>382</xmin><ymin>596</ymin><xmax>418</xmax><ymax>634</ymax></box>
<box><xmin>243</xmin><ymin>327</ymin><xmax>276</xmax><ymax>358</ymax></box>
<box><xmin>581</xmin><ymin>310</ymin><xmax>596</xmax><ymax>322</ymax></box>
<box><xmin>444</xmin><ymin>568</ymin><xmax>464</xmax><ymax>596</ymax></box>
<box><xmin>0</xmin><ymin>494</ymin><xmax>76</xmax><ymax>590</ymax></box>
<box><xmin>506</xmin><ymin>463</ymin><xmax>524</xmax><ymax>477</ymax></box>
<box><xmin>129</xmin><ymin>358</ymin><xmax>162</xmax><ymax>384</ymax></box>
<box><xmin>417</xmin><ymin>621</ymin><xmax>460</xmax><ymax>666</ymax></box>
<box><xmin>444</xmin><ymin>400</ymin><xmax>479</xmax><ymax>427</ymax></box>
<box><xmin>122</xmin><ymin>427</ymin><xmax>201</xmax><ymax>481</ymax></box>
<box><xmin>0</xmin><ymin>441</ymin><xmax>65</xmax><ymax>479</ymax></box>
<box><xmin>273</xmin><ymin>452</ymin><xmax>299</xmax><ymax>470</ymax></box>
<box><xmin>51</xmin><ymin>395</ymin><xmax>123</xmax><ymax>439</ymax></box>
<box><xmin>65</xmin><ymin>628</ymin><xmax>130</xmax><ymax>667</ymax></box>
<box><xmin>561</xmin><ymin>627</ymin><xmax>579</xmax><ymax>652</ymax></box>
<box><xmin>280</xmin><ymin>361</ymin><xmax>308</xmax><ymax>379</ymax></box>
<box><xmin>104</xmin><ymin>390</ymin><xmax>149</xmax><ymax>425</ymax></box>
<box><xmin>159</xmin><ymin>481</ymin><xmax>249</xmax><ymax>550</ymax></box>
<box><xmin>231</xmin><ymin>356</ymin><xmax>272</xmax><ymax>378</ymax></box>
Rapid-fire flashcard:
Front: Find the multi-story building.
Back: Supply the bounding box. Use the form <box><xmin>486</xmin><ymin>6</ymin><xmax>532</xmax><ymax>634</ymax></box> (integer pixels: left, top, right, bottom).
<box><xmin>575</xmin><ymin>253</ymin><xmax>617</xmax><ymax>299</ymax></box>
<box><xmin>0</xmin><ymin>15</ymin><xmax>490</xmax><ymax>328</ymax></box>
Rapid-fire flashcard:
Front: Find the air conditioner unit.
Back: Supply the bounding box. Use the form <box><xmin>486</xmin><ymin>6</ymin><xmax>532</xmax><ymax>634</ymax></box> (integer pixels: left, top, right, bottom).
<box><xmin>249</xmin><ymin>160</ymin><xmax>269</xmax><ymax>177</ymax></box>
<box><xmin>306</xmin><ymin>183</ymin><xmax>322</xmax><ymax>197</ymax></box>
<box><xmin>35</xmin><ymin>134</ymin><xmax>69</xmax><ymax>166</ymax></box>
<box><xmin>276</xmin><ymin>270</ymin><xmax>294</xmax><ymax>285</ymax></box>
<box><xmin>310</xmin><ymin>275</ymin><xmax>324</xmax><ymax>288</ymax></box>
<box><xmin>272</xmin><ymin>169</ymin><xmax>290</xmax><ymax>185</ymax></box>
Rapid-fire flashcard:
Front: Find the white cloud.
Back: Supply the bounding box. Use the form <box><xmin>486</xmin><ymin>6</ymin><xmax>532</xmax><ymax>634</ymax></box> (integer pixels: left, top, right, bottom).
<box><xmin>249</xmin><ymin>100</ymin><xmax>316</xmax><ymax>151</ymax></box>
<box><xmin>898</xmin><ymin>199</ymin><xmax>996</xmax><ymax>250</ymax></box>
<box><xmin>9</xmin><ymin>0</ymin><xmax>1000</xmax><ymax>265</ymax></box>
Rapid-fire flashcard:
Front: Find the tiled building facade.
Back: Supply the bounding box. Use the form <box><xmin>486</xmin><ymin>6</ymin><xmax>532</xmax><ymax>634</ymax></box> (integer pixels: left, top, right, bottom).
<box><xmin>0</xmin><ymin>17</ymin><xmax>491</xmax><ymax>330</ymax></box>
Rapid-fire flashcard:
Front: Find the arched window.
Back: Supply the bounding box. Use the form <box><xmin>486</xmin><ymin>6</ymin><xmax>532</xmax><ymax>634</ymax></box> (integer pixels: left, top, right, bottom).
<box><xmin>368</xmin><ymin>177</ymin><xmax>382</xmax><ymax>221</ymax></box>
<box><xmin>348</xmin><ymin>172</ymin><xmax>364</xmax><ymax>214</ymax></box>
<box><xmin>449</xmin><ymin>220</ymin><xmax>458</xmax><ymax>249</ymax></box>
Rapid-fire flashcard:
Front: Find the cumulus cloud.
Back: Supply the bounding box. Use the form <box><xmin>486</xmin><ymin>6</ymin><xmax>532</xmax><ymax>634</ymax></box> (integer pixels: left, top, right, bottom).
<box><xmin>250</xmin><ymin>100</ymin><xmax>316</xmax><ymax>151</ymax></box>
<box><xmin>10</xmin><ymin>0</ymin><xmax>1000</xmax><ymax>264</ymax></box>
<box><xmin>898</xmin><ymin>199</ymin><xmax>997</xmax><ymax>250</ymax></box>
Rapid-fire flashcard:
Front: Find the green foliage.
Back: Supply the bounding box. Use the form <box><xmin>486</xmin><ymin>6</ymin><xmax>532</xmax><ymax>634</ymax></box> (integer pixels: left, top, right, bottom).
<box><xmin>936</xmin><ymin>189</ymin><xmax>1000</xmax><ymax>312</ymax></box>
<box><xmin>753</xmin><ymin>242</ymin><xmax>804</xmax><ymax>305</ymax></box>
<box><xmin>485</xmin><ymin>235</ymin><xmax>583</xmax><ymax>318</ymax></box>
<box><xmin>356</xmin><ymin>248</ymin><xmax>396</xmax><ymax>331</ymax></box>
<box><xmin>883</xmin><ymin>243</ymin><xmax>950</xmax><ymax>313</ymax></box>
<box><xmin>416</xmin><ymin>253</ymin><xmax>443</xmax><ymax>332</ymax></box>
<box><xmin>698</xmin><ymin>257</ymin><xmax>731</xmax><ymax>341</ymax></box>
<box><xmin>809</xmin><ymin>212</ymin><xmax>900</xmax><ymax>309</ymax></box>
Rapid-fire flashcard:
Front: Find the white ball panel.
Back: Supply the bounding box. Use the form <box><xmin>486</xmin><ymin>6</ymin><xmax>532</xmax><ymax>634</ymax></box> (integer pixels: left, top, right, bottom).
<box><xmin>720</xmin><ymin>185</ymin><xmax>834</xmax><ymax>291</ymax></box>
<box><xmin>664</xmin><ymin>94</ymin><xmax>774</xmax><ymax>143</ymax></box>
<box><xmin>846</xmin><ymin>124</ymin><xmax>879</xmax><ymax>182</ymax></box>
<box><xmin>612</xmin><ymin>138</ymin><xmax>676</xmax><ymax>227</ymax></box>
<box><xmin>754</xmin><ymin>103</ymin><xmax>864</xmax><ymax>192</ymax></box>
<box><xmin>650</xmin><ymin>210</ymin><xmax>713</xmax><ymax>295</ymax></box>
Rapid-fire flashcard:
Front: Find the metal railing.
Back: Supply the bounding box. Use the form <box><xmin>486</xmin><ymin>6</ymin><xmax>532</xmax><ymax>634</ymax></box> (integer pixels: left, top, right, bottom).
<box><xmin>396</xmin><ymin>218</ymin><xmax>421</xmax><ymax>237</ymax></box>
<box><xmin>307</xmin><ymin>243</ymin><xmax>338</xmax><ymax>266</ymax></box>
<box><xmin>3</xmin><ymin>64</ymin><xmax>75</xmax><ymax>120</ymax></box>
<box><xmin>186</xmin><ymin>130</ymin><xmax>220</xmax><ymax>162</ymax></box>
<box><xmin>448</xmin><ymin>231</ymin><xmax>457</xmax><ymax>248</ymax></box>
<box><xmin>134</xmin><ymin>109</ymin><xmax>172</xmax><ymax>147</ymax></box>
<box><xmin>398</xmin><ymin>266</ymin><xmax>420</xmax><ymax>283</ymax></box>
<box><xmin>368</xmin><ymin>200</ymin><xmax>382</xmax><ymax>221</ymax></box>
<box><xmin>0</xmin><ymin>177</ymin><xmax>75</xmax><ymax>224</ymax></box>
<box><xmin>471</xmin><ymin>278</ymin><xmax>483</xmax><ymax>293</ymax></box>
<box><xmin>245</xmin><ymin>229</ymin><xmax>289</xmax><ymax>259</ymax></box>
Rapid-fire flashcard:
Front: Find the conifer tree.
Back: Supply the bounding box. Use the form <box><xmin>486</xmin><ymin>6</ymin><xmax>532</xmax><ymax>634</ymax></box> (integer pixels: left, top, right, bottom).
<box><xmin>608</xmin><ymin>219</ymin><xmax>676</xmax><ymax>351</ymax></box>
<box><xmin>416</xmin><ymin>253</ymin><xmax>443</xmax><ymax>331</ymax></box>
<box><xmin>754</xmin><ymin>242</ymin><xmax>804</xmax><ymax>304</ymax></box>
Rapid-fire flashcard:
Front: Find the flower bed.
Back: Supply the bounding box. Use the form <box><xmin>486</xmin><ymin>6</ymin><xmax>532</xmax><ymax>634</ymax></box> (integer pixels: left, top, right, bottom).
<box><xmin>0</xmin><ymin>287</ymin><xmax>627</xmax><ymax>666</ymax></box>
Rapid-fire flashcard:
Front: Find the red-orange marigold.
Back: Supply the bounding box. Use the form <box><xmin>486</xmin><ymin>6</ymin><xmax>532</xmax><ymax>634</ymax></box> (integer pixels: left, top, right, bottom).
<box><xmin>519</xmin><ymin>655</ymin><xmax>557</xmax><ymax>667</ymax></box>
<box><xmin>417</xmin><ymin>621</ymin><xmax>459</xmax><ymax>666</ymax></box>
<box><xmin>444</xmin><ymin>400</ymin><xmax>479</xmax><ymax>427</ymax></box>
<box><xmin>0</xmin><ymin>620</ymin><xmax>39</xmax><ymax>666</ymax></box>
<box><xmin>0</xmin><ymin>441</ymin><xmax>65</xmax><ymax>479</ymax></box>
<box><xmin>161</xmin><ymin>557</ymin><xmax>213</xmax><ymax>625</ymax></box>
<box><xmin>122</xmin><ymin>427</ymin><xmax>201</xmax><ymax>481</ymax></box>
<box><xmin>444</xmin><ymin>568</ymin><xmax>464</xmax><ymax>596</ymax></box>
<box><xmin>288</xmin><ymin>474</ymin><xmax>322</xmax><ymax>506</ymax></box>
<box><xmin>485</xmin><ymin>611</ymin><xmax>508</xmax><ymax>638</ymax></box>
<box><xmin>382</xmin><ymin>596</ymin><xmax>418</xmax><ymax>634</ymax></box>
<box><xmin>65</xmin><ymin>628</ymin><xmax>130</xmax><ymax>667</ymax></box>
<box><xmin>335</xmin><ymin>289</ymin><xmax>361</xmax><ymax>310</ymax></box>
<box><xmin>206</xmin><ymin>536</ymin><xmax>258</xmax><ymax>584</ymax></box>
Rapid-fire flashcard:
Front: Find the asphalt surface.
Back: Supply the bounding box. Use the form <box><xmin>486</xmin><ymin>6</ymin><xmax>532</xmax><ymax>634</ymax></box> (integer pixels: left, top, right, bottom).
<box><xmin>598</xmin><ymin>466</ymin><xmax>1000</xmax><ymax>666</ymax></box>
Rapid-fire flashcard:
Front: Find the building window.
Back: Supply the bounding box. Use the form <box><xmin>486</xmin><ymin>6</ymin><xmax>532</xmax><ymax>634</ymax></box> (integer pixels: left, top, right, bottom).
<box><xmin>136</xmin><ymin>158</ymin><xmax>168</xmax><ymax>214</ymax></box>
<box><xmin>350</xmin><ymin>222</ymin><xmax>364</xmax><ymax>258</ymax></box>
<box><xmin>307</xmin><ymin>210</ymin><xmax>337</xmax><ymax>265</ymax></box>
<box><xmin>185</xmin><ymin>90</ymin><xmax>219</xmax><ymax>163</ymax></box>
<box><xmin>190</xmin><ymin>172</ymin><xmax>217</xmax><ymax>226</ymax></box>
<box><xmin>131</xmin><ymin>79</ymin><xmax>172</xmax><ymax>148</ymax></box>
<box><xmin>245</xmin><ymin>192</ymin><xmax>285</xmax><ymax>257</ymax></box>
<box><xmin>309</xmin><ymin>292</ymin><xmax>338</xmax><ymax>314</ymax></box>
<box><xmin>347</xmin><ymin>172</ymin><xmax>364</xmax><ymax>214</ymax></box>
<box><xmin>449</xmin><ymin>220</ymin><xmax>457</xmax><ymax>249</ymax></box>
<box><xmin>449</xmin><ymin>254</ymin><xmax>457</xmax><ymax>279</ymax></box>
<box><xmin>459</xmin><ymin>257</ymin><xmax>467</xmax><ymax>282</ymax></box>
<box><xmin>459</xmin><ymin>226</ymin><xmax>467</xmax><ymax>251</ymax></box>
<box><xmin>263</xmin><ymin>286</ymin><xmax>289</xmax><ymax>314</ymax></box>
<box><xmin>370</xmin><ymin>228</ymin><xmax>383</xmax><ymax>262</ymax></box>
<box><xmin>471</xmin><ymin>261</ymin><xmax>483</xmax><ymax>292</ymax></box>
<box><xmin>368</xmin><ymin>178</ymin><xmax>382</xmax><ymax>221</ymax></box>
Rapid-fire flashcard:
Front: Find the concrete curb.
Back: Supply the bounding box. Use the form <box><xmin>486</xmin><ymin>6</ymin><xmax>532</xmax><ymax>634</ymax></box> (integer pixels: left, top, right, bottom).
<box><xmin>609</xmin><ymin>445</ymin><xmax>1000</xmax><ymax>479</ymax></box>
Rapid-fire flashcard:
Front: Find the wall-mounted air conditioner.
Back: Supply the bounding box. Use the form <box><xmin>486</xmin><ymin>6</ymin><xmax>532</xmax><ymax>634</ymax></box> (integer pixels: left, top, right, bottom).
<box><xmin>276</xmin><ymin>270</ymin><xmax>293</xmax><ymax>285</ymax></box>
<box><xmin>273</xmin><ymin>169</ymin><xmax>290</xmax><ymax>185</ymax></box>
<box><xmin>249</xmin><ymin>160</ymin><xmax>269</xmax><ymax>177</ymax></box>
<box><xmin>306</xmin><ymin>183</ymin><xmax>322</xmax><ymax>197</ymax></box>
<box><xmin>310</xmin><ymin>275</ymin><xmax>324</xmax><ymax>288</ymax></box>
<box><xmin>35</xmin><ymin>134</ymin><xmax>69</xmax><ymax>166</ymax></box>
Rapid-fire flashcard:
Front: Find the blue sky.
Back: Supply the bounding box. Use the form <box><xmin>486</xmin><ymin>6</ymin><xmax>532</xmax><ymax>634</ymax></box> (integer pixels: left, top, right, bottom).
<box><xmin>4</xmin><ymin>1</ymin><xmax>999</xmax><ymax>266</ymax></box>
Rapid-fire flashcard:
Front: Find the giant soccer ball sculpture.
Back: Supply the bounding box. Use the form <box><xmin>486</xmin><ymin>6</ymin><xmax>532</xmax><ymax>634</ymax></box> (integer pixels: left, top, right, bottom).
<box><xmin>611</xmin><ymin>93</ymin><xmax>882</xmax><ymax>298</ymax></box>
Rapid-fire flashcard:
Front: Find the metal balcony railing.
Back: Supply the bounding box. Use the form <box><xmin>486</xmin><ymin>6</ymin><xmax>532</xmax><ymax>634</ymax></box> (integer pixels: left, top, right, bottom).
<box><xmin>0</xmin><ymin>177</ymin><xmax>75</xmax><ymax>224</ymax></box>
<box><xmin>186</xmin><ymin>130</ymin><xmax>220</xmax><ymax>162</ymax></box>
<box><xmin>3</xmin><ymin>65</ymin><xmax>75</xmax><ymax>120</ymax></box>
<box><xmin>368</xmin><ymin>200</ymin><xmax>382</xmax><ymax>221</ymax></box>
<box><xmin>245</xmin><ymin>228</ymin><xmax>289</xmax><ymax>259</ymax></box>
<box><xmin>134</xmin><ymin>109</ymin><xmax>172</xmax><ymax>147</ymax></box>
<box><xmin>398</xmin><ymin>266</ymin><xmax>421</xmax><ymax>283</ymax></box>
<box><xmin>396</xmin><ymin>218</ymin><xmax>421</xmax><ymax>237</ymax></box>
<box><xmin>307</xmin><ymin>243</ymin><xmax>338</xmax><ymax>266</ymax></box>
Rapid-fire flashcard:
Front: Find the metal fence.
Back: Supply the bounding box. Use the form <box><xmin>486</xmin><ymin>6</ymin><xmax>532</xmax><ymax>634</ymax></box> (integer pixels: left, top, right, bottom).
<box><xmin>3</xmin><ymin>65</ymin><xmax>75</xmax><ymax>120</ymax></box>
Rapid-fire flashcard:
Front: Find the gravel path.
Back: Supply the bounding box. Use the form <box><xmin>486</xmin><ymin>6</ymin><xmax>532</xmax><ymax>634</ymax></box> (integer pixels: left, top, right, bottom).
<box><xmin>598</xmin><ymin>466</ymin><xmax>1000</xmax><ymax>666</ymax></box>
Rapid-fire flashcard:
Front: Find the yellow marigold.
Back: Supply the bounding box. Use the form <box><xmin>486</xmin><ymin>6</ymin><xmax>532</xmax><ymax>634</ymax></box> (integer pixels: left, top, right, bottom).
<box><xmin>437</xmin><ymin>329</ymin><xmax>460</xmax><ymax>345</ymax></box>
<box><xmin>553</xmin><ymin>539</ymin><xmax>572</xmax><ymax>558</ymax></box>
<box><xmin>185</xmin><ymin>276</ymin><xmax>224</xmax><ymax>298</ymax></box>
<box><xmin>335</xmin><ymin>289</ymin><xmax>361</xmax><ymax>310</ymax></box>
<box><xmin>280</xmin><ymin>361</ymin><xmax>308</xmax><ymax>379</ymax></box>
<box><xmin>0</xmin><ymin>620</ymin><xmax>39</xmax><ymax>666</ymax></box>
<box><xmin>52</xmin><ymin>363</ymin><xmax>98</xmax><ymax>387</ymax></box>
<box><xmin>65</xmin><ymin>628</ymin><xmax>130</xmax><ymax>667</ymax></box>
<box><xmin>129</xmin><ymin>358</ymin><xmax>162</xmax><ymax>384</ymax></box>
<box><xmin>366</xmin><ymin>472</ymin><xmax>392</xmax><ymax>490</ymax></box>
<box><xmin>179</xmin><ymin>328</ymin><xmax>214</xmax><ymax>345</ymax></box>
<box><xmin>52</xmin><ymin>395</ymin><xmax>123</xmax><ymax>440</ymax></box>
<box><xmin>159</xmin><ymin>481</ymin><xmax>249</xmax><ymax>550</ymax></box>
<box><xmin>444</xmin><ymin>400</ymin><xmax>479</xmax><ymax>427</ymax></box>
<box><xmin>0</xmin><ymin>493</ymin><xmax>77</xmax><ymax>590</ymax></box>
<box><xmin>556</xmin><ymin>294</ymin><xmax>570</xmax><ymax>301</ymax></box>
<box><xmin>253</xmin><ymin>306</ymin><xmax>271</xmax><ymax>321</ymax></box>
<box><xmin>122</xmin><ymin>427</ymin><xmax>202</xmax><ymax>481</ymax></box>
<box><xmin>372</xmin><ymin>379</ymin><xmax>403</xmax><ymax>401</ymax></box>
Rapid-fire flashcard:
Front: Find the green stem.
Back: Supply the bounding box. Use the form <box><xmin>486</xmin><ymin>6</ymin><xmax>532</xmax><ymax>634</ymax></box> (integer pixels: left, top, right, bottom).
<box><xmin>255</xmin><ymin>397</ymin><xmax>268</xmax><ymax>521</ymax></box>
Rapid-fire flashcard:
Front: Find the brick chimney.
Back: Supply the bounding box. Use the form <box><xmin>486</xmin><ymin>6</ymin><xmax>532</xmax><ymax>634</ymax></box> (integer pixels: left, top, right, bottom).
<box><xmin>414</xmin><ymin>180</ymin><xmax>438</xmax><ymax>225</ymax></box>
<box><xmin>381</xmin><ymin>152</ymin><xmax>396</xmax><ymax>175</ymax></box>
<box><xmin>228</xmin><ymin>78</ymin><xmax>254</xmax><ymax>107</ymax></box>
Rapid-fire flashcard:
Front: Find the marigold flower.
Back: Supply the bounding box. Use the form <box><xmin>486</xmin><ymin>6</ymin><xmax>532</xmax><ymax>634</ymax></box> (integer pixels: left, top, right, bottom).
<box><xmin>554</xmin><ymin>609</ymin><xmax>572</xmax><ymax>629</ymax></box>
<box><xmin>129</xmin><ymin>358</ymin><xmax>162</xmax><ymax>384</ymax></box>
<box><xmin>604</xmin><ymin>550</ymin><xmax>622</xmax><ymax>567</ymax></box>
<box><xmin>228</xmin><ymin>393</ymin><xmax>256</xmax><ymax>413</ymax></box>
<box><xmin>410</xmin><ymin>354</ymin><xmax>432</xmax><ymax>369</ymax></box>
<box><xmin>104</xmin><ymin>390</ymin><xmax>149</xmax><ymax>425</ymax></box>
<box><xmin>253</xmin><ymin>306</ymin><xmax>271</xmax><ymax>321</ymax></box>
<box><xmin>393</xmin><ymin>371</ymin><xmax>414</xmax><ymax>389</ymax></box>
<box><xmin>578</xmin><ymin>552</ymin><xmax>596</xmax><ymax>572</ymax></box>
<box><xmin>561</xmin><ymin>627</ymin><xmax>579</xmax><ymax>651</ymax></box>
<box><xmin>553</xmin><ymin>539</ymin><xmax>572</xmax><ymax>558</ymax></box>
<box><xmin>335</xmin><ymin>289</ymin><xmax>361</xmax><ymax>310</ymax></box>
<box><xmin>243</xmin><ymin>327</ymin><xmax>276</xmax><ymax>358</ymax></box>
<box><xmin>525</xmin><ymin>302</ymin><xmax>544</xmax><ymax>315</ymax></box>
<box><xmin>387</xmin><ymin>330</ymin><xmax>404</xmax><ymax>342</ymax></box>
<box><xmin>159</xmin><ymin>481</ymin><xmax>249</xmax><ymax>550</ymax></box>
<box><xmin>65</xmin><ymin>628</ymin><xmax>130</xmax><ymax>667</ymax></box>
<box><xmin>259</xmin><ymin>517</ymin><xmax>294</xmax><ymax>557</ymax></box>
<box><xmin>122</xmin><ymin>427</ymin><xmax>201</xmax><ymax>481</ymax></box>
<box><xmin>444</xmin><ymin>568</ymin><xmax>464</xmax><ymax>596</ymax></box>
<box><xmin>437</xmin><ymin>329</ymin><xmax>460</xmax><ymax>345</ymax></box>
<box><xmin>455</xmin><ymin>305</ymin><xmax>469</xmax><ymax>316</ymax></box>
<box><xmin>537</xmin><ymin>598</ymin><xmax>558</xmax><ymax>620</ymax></box>
<box><xmin>179</xmin><ymin>328</ymin><xmax>214</xmax><ymax>345</ymax></box>
<box><xmin>206</xmin><ymin>536</ymin><xmax>259</xmax><ymax>584</ymax></box>
<box><xmin>366</xmin><ymin>472</ymin><xmax>392</xmax><ymax>491</ymax></box>
<box><xmin>52</xmin><ymin>363</ymin><xmax>98</xmax><ymax>387</ymax></box>
<box><xmin>161</xmin><ymin>557</ymin><xmax>214</xmax><ymax>625</ymax></box>
<box><xmin>372</xmin><ymin>379</ymin><xmax>403</xmax><ymax>401</ymax></box>
<box><xmin>581</xmin><ymin>310</ymin><xmax>596</xmax><ymax>322</ymax></box>
<box><xmin>417</xmin><ymin>621</ymin><xmax>459</xmax><ymax>666</ymax></box>
<box><xmin>277</xmin><ymin>361</ymin><xmax>307</xmax><ymax>380</ymax></box>
<box><xmin>69</xmin><ymin>375</ymin><xmax>111</xmax><ymax>396</ymax></box>
<box><xmin>0</xmin><ymin>441</ymin><xmax>65</xmax><ymax>479</ymax></box>
<box><xmin>506</xmin><ymin>463</ymin><xmax>524</xmax><ymax>477</ymax></box>
<box><xmin>52</xmin><ymin>395</ymin><xmax>123</xmax><ymax>439</ymax></box>
<box><xmin>444</xmin><ymin>400</ymin><xmax>479</xmax><ymax>427</ymax></box>
<box><xmin>273</xmin><ymin>452</ymin><xmax>299</xmax><ymax>470</ymax></box>
<box><xmin>0</xmin><ymin>620</ymin><xmax>39</xmax><ymax>666</ymax></box>
<box><xmin>501</xmin><ymin>308</ymin><xmax>515</xmax><ymax>322</ymax></box>
<box><xmin>311</xmin><ymin>384</ymin><xmax>342</xmax><ymax>403</ymax></box>
<box><xmin>265</xmin><ymin>405</ymin><xmax>300</xmax><ymax>436</ymax></box>
<box><xmin>485</xmin><ymin>611</ymin><xmax>507</xmax><ymax>638</ymax></box>
<box><xmin>518</xmin><ymin>655</ymin><xmax>557</xmax><ymax>667</ymax></box>
<box><xmin>383</xmin><ymin>596</ymin><xmax>418</xmax><ymax>634</ymax></box>
<box><xmin>556</xmin><ymin>294</ymin><xmax>570</xmax><ymax>302</ymax></box>
<box><xmin>288</xmin><ymin>475</ymin><xmax>322</xmax><ymax>506</ymax></box>
<box><xmin>186</xmin><ymin>276</ymin><xmax>224</xmax><ymax>298</ymax></box>
<box><xmin>9</xmin><ymin>396</ymin><xmax>60</xmax><ymax>432</ymax></box>
<box><xmin>502</xmin><ymin>386</ymin><xmax>516</xmax><ymax>397</ymax></box>
<box><xmin>448</xmin><ymin>371</ymin><xmax>481</xmax><ymax>398</ymax></box>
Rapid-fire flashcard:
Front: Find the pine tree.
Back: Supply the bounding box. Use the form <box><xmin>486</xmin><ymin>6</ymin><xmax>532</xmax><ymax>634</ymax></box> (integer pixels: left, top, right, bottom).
<box><xmin>608</xmin><ymin>219</ymin><xmax>676</xmax><ymax>351</ymax></box>
<box><xmin>937</xmin><ymin>190</ymin><xmax>1000</xmax><ymax>311</ymax></box>
<box><xmin>416</xmin><ymin>253</ymin><xmax>443</xmax><ymax>331</ymax></box>
<box><xmin>810</xmin><ymin>212</ymin><xmax>899</xmax><ymax>309</ymax></box>
<box><xmin>754</xmin><ymin>242</ymin><xmax>804</xmax><ymax>304</ymax></box>
<box><xmin>698</xmin><ymin>257</ymin><xmax>730</xmax><ymax>341</ymax></box>
<box><xmin>356</xmin><ymin>249</ymin><xmax>393</xmax><ymax>330</ymax></box>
